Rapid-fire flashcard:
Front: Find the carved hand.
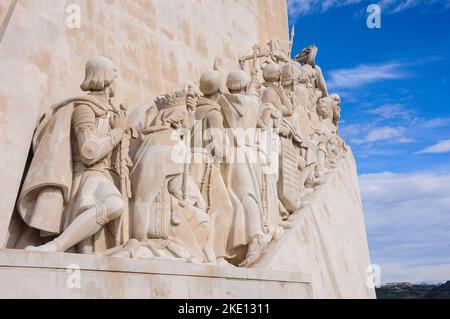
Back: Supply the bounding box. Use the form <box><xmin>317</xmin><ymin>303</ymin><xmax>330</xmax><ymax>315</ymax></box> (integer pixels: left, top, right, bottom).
<box><xmin>279</xmin><ymin>126</ymin><xmax>291</xmax><ymax>138</ymax></box>
<box><xmin>186</xmin><ymin>95</ymin><xmax>197</xmax><ymax>112</ymax></box>
<box><xmin>110</xmin><ymin>111</ymin><xmax>129</xmax><ymax>132</ymax></box>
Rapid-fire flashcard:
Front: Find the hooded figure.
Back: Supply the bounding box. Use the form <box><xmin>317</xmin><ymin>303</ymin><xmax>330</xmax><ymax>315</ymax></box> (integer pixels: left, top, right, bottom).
<box><xmin>218</xmin><ymin>70</ymin><xmax>270</xmax><ymax>267</ymax></box>
<box><xmin>190</xmin><ymin>71</ymin><xmax>246</xmax><ymax>264</ymax></box>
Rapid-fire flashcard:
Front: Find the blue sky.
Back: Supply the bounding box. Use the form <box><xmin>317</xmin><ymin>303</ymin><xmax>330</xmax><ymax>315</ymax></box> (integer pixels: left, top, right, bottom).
<box><xmin>288</xmin><ymin>0</ymin><xmax>450</xmax><ymax>283</ymax></box>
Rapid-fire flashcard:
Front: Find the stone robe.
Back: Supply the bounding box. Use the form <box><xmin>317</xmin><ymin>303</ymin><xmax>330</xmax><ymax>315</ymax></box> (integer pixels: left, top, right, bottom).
<box><xmin>190</xmin><ymin>97</ymin><xmax>246</xmax><ymax>260</ymax></box>
<box><xmin>131</xmin><ymin>123</ymin><xmax>213</xmax><ymax>262</ymax></box>
<box><xmin>17</xmin><ymin>95</ymin><xmax>122</xmax><ymax>252</ymax></box>
<box><xmin>218</xmin><ymin>92</ymin><xmax>265</xmax><ymax>244</ymax></box>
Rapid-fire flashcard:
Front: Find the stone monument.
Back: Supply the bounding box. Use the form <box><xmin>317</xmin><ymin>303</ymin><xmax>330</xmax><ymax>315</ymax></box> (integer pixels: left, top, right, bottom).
<box><xmin>0</xmin><ymin>0</ymin><xmax>375</xmax><ymax>299</ymax></box>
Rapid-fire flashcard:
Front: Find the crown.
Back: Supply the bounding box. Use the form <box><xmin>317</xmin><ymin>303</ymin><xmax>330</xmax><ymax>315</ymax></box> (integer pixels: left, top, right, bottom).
<box><xmin>155</xmin><ymin>89</ymin><xmax>187</xmax><ymax>111</ymax></box>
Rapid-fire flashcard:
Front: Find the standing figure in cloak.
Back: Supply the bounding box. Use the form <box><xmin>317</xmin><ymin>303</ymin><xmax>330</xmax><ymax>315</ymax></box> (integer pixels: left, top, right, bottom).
<box><xmin>190</xmin><ymin>70</ymin><xmax>246</xmax><ymax>265</ymax></box>
<box><xmin>258</xmin><ymin>63</ymin><xmax>288</xmax><ymax>235</ymax></box>
<box><xmin>280</xmin><ymin>63</ymin><xmax>318</xmax><ymax>196</ymax></box>
<box><xmin>17</xmin><ymin>57</ymin><xmax>132</xmax><ymax>253</ymax></box>
<box><xmin>260</xmin><ymin>62</ymin><xmax>300</xmax><ymax>223</ymax></box>
<box><xmin>301</xmin><ymin>64</ymin><xmax>330</xmax><ymax>177</ymax></box>
<box><xmin>117</xmin><ymin>89</ymin><xmax>214</xmax><ymax>263</ymax></box>
<box><xmin>218</xmin><ymin>70</ymin><xmax>270</xmax><ymax>267</ymax></box>
<box><xmin>302</xmin><ymin>64</ymin><xmax>323</xmax><ymax>121</ymax></box>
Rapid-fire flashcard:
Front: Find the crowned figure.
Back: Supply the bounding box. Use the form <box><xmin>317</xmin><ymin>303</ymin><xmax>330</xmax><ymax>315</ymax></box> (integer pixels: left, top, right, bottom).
<box><xmin>108</xmin><ymin>89</ymin><xmax>215</xmax><ymax>263</ymax></box>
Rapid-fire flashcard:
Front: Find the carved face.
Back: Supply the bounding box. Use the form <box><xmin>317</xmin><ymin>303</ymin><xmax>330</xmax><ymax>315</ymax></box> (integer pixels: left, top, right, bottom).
<box><xmin>108</xmin><ymin>80</ymin><xmax>117</xmax><ymax>98</ymax></box>
<box><xmin>330</xmin><ymin>94</ymin><xmax>342</xmax><ymax>122</ymax></box>
<box><xmin>169</xmin><ymin>110</ymin><xmax>187</xmax><ymax>129</ymax></box>
<box><xmin>317</xmin><ymin>97</ymin><xmax>333</xmax><ymax>119</ymax></box>
<box><xmin>333</xmin><ymin>102</ymin><xmax>341</xmax><ymax>118</ymax></box>
<box><xmin>160</xmin><ymin>106</ymin><xmax>188</xmax><ymax>129</ymax></box>
<box><xmin>332</xmin><ymin>101</ymin><xmax>341</xmax><ymax>125</ymax></box>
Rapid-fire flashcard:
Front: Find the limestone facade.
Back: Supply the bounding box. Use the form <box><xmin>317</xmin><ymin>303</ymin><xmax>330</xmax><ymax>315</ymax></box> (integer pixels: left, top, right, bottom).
<box><xmin>0</xmin><ymin>0</ymin><xmax>375</xmax><ymax>299</ymax></box>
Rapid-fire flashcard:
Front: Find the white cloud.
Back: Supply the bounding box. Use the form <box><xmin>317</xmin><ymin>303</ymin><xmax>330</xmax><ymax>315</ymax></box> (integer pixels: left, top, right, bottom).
<box><xmin>321</xmin><ymin>0</ymin><xmax>362</xmax><ymax>11</ymax></box>
<box><xmin>368</xmin><ymin>104</ymin><xmax>413</xmax><ymax>120</ymax></box>
<box><xmin>341</xmin><ymin>123</ymin><xmax>413</xmax><ymax>145</ymax></box>
<box><xmin>415</xmin><ymin>117</ymin><xmax>450</xmax><ymax>129</ymax></box>
<box><xmin>287</xmin><ymin>0</ymin><xmax>450</xmax><ymax>18</ymax></box>
<box><xmin>366</xmin><ymin>126</ymin><xmax>405</xmax><ymax>142</ymax></box>
<box><xmin>360</xmin><ymin>171</ymin><xmax>450</xmax><ymax>283</ymax></box>
<box><xmin>327</xmin><ymin>62</ymin><xmax>407</xmax><ymax>90</ymax></box>
<box><xmin>380</xmin><ymin>263</ymin><xmax>450</xmax><ymax>283</ymax></box>
<box><xmin>416</xmin><ymin>140</ymin><xmax>450</xmax><ymax>154</ymax></box>
<box><xmin>287</xmin><ymin>0</ymin><xmax>362</xmax><ymax>17</ymax></box>
<box><xmin>377</xmin><ymin>0</ymin><xmax>420</xmax><ymax>13</ymax></box>
<box><xmin>287</xmin><ymin>0</ymin><xmax>315</xmax><ymax>17</ymax></box>
<box><xmin>377</xmin><ymin>0</ymin><xmax>450</xmax><ymax>14</ymax></box>
<box><xmin>392</xmin><ymin>0</ymin><xmax>420</xmax><ymax>13</ymax></box>
<box><xmin>341</xmin><ymin>103</ymin><xmax>450</xmax><ymax>151</ymax></box>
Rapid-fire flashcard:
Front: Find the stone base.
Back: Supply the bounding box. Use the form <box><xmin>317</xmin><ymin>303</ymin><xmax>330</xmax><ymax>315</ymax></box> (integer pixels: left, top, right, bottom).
<box><xmin>0</xmin><ymin>249</ymin><xmax>312</xmax><ymax>299</ymax></box>
<box><xmin>254</xmin><ymin>149</ymin><xmax>376</xmax><ymax>299</ymax></box>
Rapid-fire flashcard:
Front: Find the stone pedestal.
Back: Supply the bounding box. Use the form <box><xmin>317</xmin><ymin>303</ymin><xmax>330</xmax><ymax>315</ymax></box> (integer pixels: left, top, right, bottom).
<box><xmin>0</xmin><ymin>249</ymin><xmax>312</xmax><ymax>299</ymax></box>
<box><xmin>0</xmin><ymin>149</ymin><xmax>375</xmax><ymax>299</ymax></box>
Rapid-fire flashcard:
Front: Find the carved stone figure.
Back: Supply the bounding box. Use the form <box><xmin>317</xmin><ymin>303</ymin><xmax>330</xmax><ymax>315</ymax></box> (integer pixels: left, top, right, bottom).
<box><xmin>300</xmin><ymin>64</ymin><xmax>331</xmax><ymax>177</ymax></box>
<box><xmin>261</xmin><ymin>63</ymin><xmax>293</xmax><ymax>118</ymax></box>
<box><xmin>105</xmin><ymin>89</ymin><xmax>214</xmax><ymax>262</ymax></box>
<box><xmin>190</xmin><ymin>70</ymin><xmax>246</xmax><ymax>264</ymax></box>
<box><xmin>0</xmin><ymin>0</ymin><xmax>375</xmax><ymax>298</ymax></box>
<box><xmin>218</xmin><ymin>70</ymin><xmax>270</xmax><ymax>267</ymax></box>
<box><xmin>329</xmin><ymin>94</ymin><xmax>348</xmax><ymax>157</ymax></box>
<box><xmin>318</xmin><ymin>97</ymin><xmax>337</xmax><ymax>136</ymax></box>
<box><xmin>330</xmin><ymin>93</ymin><xmax>342</xmax><ymax>129</ymax></box>
<box><xmin>280</xmin><ymin>63</ymin><xmax>317</xmax><ymax>196</ymax></box>
<box><xmin>10</xmin><ymin>40</ymin><xmax>349</xmax><ymax>270</ymax></box>
<box><xmin>259</xmin><ymin>63</ymin><xmax>288</xmax><ymax>230</ymax></box>
<box><xmin>295</xmin><ymin>45</ymin><xmax>328</xmax><ymax>98</ymax></box>
<box><xmin>261</xmin><ymin>62</ymin><xmax>303</xmax><ymax>216</ymax></box>
<box><xmin>18</xmin><ymin>57</ymin><xmax>133</xmax><ymax>253</ymax></box>
<box><xmin>302</xmin><ymin>64</ymin><xmax>323</xmax><ymax>119</ymax></box>
<box><xmin>317</xmin><ymin>96</ymin><xmax>338</xmax><ymax>168</ymax></box>
<box><xmin>316</xmin><ymin>94</ymin><xmax>347</xmax><ymax>168</ymax></box>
